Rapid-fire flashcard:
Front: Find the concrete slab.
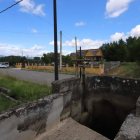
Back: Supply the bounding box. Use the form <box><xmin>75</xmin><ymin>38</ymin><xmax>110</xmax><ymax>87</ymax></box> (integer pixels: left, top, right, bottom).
<box><xmin>36</xmin><ymin>118</ymin><xmax>110</xmax><ymax>140</ymax></box>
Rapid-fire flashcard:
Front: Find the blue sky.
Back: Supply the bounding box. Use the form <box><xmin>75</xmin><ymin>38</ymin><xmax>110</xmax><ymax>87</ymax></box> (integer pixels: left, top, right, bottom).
<box><xmin>0</xmin><ymin>0</ymin><xmax>140</xmax><ymax>57</ymax></box>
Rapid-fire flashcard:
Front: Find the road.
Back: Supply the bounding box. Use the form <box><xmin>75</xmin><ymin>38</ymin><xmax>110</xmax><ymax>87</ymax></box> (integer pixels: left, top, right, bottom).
<box><xmin>0</xmin><ymin>68</ymin><xmax>75</xmax><ymax>85</ymax></box>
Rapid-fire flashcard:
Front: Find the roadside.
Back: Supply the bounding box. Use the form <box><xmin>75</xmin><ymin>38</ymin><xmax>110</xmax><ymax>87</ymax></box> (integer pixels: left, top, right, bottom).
<box><xmin>21</xmin><ymin>68</ymin><xmax>96</xmax><ymax>75</ymax></box>
<box><xmin>0</xmin><ymin>68</ymin><xmax>75</xmax><ymax>85</ymax></box>
<box><xmin>104</xmin><ymin>62</ymin><xmax>140</xmax><ymax>78</ymax></box>
<box><xmin>0</xmin><ymin>73</ymin><xmax>51</xmax><ymax>112</ymax></box>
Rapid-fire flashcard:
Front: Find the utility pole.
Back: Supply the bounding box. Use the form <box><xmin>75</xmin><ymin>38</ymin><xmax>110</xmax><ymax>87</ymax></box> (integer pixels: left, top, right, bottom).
<box><xmin>75</xmin><ymin>37</ymin><xmax>77</xmax><ymax>59</ymax></box>
<box><xmin>53</xmin><ymin>0</ymin><xmax>58</xmax><ymax>80</ymax></box>
<box><xmin>75</xmin><ymin>36</ymin><xmax>78</xmax><ymax>77</ymax></box>
<box><xmin>60</xmin><ymin>31</ymin><xmax>62</xmax><ymax>70</ymax></box>
<box><xmin>22</xmin><ymin>51</ymin><xmax>23</xmax><ymax>57</ymax></box>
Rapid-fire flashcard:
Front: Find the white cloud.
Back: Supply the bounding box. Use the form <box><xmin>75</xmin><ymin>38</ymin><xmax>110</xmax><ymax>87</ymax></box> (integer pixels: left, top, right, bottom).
<box><xmin>110</xmin><ymin>32</ymin><xmax>124</xmax><ymax>41</ymax></box>
<box><xmin>49</xmin><ymin>41</ymin><xmax>60</xmax><ymax>46</ymax></box>
<box><xmin>105</xmin><ymin>0</ymin><xmax>133</xmax><ymax>18</ymax></box>
<box><xmin>0</xmin><ymin>44</ymin><xmax>47</xmax><ymax>57</ymax></box>
<box><xmin>58</xmin><ymin>50</ymin><xmax>73</xmax><ymax>56</ymax></box>
<box><xmin>31</xmin><ymin>29</ymin><xmax>37</xmax><ymax>33</ymax></box>
<box><xmin>16</xmin><ymin>0</ymin><xmax>46</xmax><ymax>16</ymax></box>
<box><xmin>0</xmin><ymin>44</ymin><xmax>8</xmax><ymax>47</ymax></box>
<box><xmin>50</xmin><ymin>39</ymin><xmax>105</xmax><ymax>50</ymax></box>
<box><xmin>32</xmin><ymin>4</ymin><xmax>45</xmax><ymax>16</ymax></box>
<box><xmin>127</xmin><ymin>25</ymin><xmax>140</xmax><ymax>37</ymax></box>
<box><xmin>31</xmin><ymin>44</ymin><xmax>46</xmax><ymax>50</ymax></box>
<box><xmin>75</xmin><ymin>22</ymin><xmax>86</xmax><ymax>26</ymax></box>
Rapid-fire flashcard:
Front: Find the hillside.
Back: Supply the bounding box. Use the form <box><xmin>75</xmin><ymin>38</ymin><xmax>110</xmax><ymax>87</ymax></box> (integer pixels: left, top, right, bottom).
<box><xmin>104</xmin><ymin>62</ymin><xmax>140</xmax><ymax>78</ymax></box>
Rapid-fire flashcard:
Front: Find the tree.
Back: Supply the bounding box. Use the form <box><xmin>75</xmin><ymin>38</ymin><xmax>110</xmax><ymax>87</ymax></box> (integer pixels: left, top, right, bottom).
<box><xmin>41</xmin><ymin>54</ymin><xmax>51</xmax><ymax>64</ymax></box>
<box><xmin>19</xmin><ymin>56</ymin><xmax>28</xmax><ymax>63</ymax></box>
<box><xmin>46</xmin><ymin>52</ymin><xmax>60</xmax><ymax>63</ymax></box>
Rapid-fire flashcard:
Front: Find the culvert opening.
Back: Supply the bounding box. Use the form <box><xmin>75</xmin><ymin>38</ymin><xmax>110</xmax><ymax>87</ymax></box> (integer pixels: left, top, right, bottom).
<box><xmin>80</xmin><ymin>99</ymin><xmax>135</xmax><ymax>140</ymax></box>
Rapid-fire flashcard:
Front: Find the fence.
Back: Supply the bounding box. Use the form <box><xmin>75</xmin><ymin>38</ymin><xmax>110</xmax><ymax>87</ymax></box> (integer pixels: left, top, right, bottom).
<box><xmin>16</xmin><ymin>63</ymin><xmax>104</xmax><ymax>75</ymax></box>
<box><xmin>104</xmin><ymin>61</ymin><xmax>121</xmax><ymax>72</ymax></box>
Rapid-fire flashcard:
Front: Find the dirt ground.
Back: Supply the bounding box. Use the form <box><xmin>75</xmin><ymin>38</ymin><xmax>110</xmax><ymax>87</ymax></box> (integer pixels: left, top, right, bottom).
<box><xmin>35</xmin><ymin>118</ymin><xmax>110</xmax><ymax>140</ymax></box>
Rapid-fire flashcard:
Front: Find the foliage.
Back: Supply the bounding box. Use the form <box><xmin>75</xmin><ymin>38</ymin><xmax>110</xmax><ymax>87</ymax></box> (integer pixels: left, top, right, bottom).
<box><xmin>100</xmin><ymin>37</ymin><xmax>140</xmax><ymax>62</ymax></box>
<box><xmin>100</xmin><ymin>60</ymin><xmax>104</xmax><ymax>64</ymax></box>
<box><xmin>19</xmin><ymin>56</ymin><xmax>28</xmax><ymax>63</ymax></box>
<box><xmin>41</xmin><ymin>53</ymin><xmax>51</xmax><ymax>64</ymax></box>
<box><xmin>62</xmin><ymin>55</ymin><xmax>74</xmax><ymax>66</ymax></box>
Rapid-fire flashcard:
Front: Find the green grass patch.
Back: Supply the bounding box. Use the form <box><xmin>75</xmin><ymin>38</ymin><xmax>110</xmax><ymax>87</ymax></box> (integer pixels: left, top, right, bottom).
<box><xmin>105</xmin><ymin>62</ymin><xmax>140</xmax><ymax>78</ymax></box>
<box><xmin>0</xmin><ymin>73</ymin><xmax>52</xmax><ymax>112</ymax></box>
<box><xmin>0</xmin><ymin>94</ymin><xmax>20</xmax><ymax>112</ymax></box>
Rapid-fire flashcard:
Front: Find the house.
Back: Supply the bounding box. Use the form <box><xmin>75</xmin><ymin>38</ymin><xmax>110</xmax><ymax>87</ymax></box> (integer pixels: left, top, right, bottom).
<box><xmin>71</xmin><ymin>49</ymin><xmax>104</xmax><ymax>62</ymax></box>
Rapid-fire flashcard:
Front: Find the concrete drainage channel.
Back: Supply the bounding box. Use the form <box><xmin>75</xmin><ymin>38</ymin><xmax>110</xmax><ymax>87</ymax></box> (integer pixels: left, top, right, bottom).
<box><xmin>52</xmin><ymin>76</ymin><xmax>140</xmax><ymax>140</ymax></box>
<box><xmin>0</xmin><ymin>75</ymin><xmax>140</xmax><ymax>140</ymax></box>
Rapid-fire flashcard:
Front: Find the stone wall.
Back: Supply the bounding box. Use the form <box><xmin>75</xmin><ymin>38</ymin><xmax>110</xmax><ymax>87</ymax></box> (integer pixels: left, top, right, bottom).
<box><xmin>104</xmin><ymin>61</ymin><xmax>120</xmax><ymax>71</ymax></box>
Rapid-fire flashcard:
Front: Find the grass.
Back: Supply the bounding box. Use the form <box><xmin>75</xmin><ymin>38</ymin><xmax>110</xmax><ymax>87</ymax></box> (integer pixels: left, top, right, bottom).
<box><xmin>0</xmin><ymin>73</ymin><xmax>52</xmax><ymax>112</ymax></box>
<box><xmin>21</xmin><ymin>68</ymin><xmax>95</xmax><ymax>75</ymax></box>
<box><xmin>0</xmin><ymin>94</ymin><xmax>19</xmax><ymax>112</ymax></box>
<box><xmin>104</xmin><ymin>62</ymin><xmax>140</xmax><ymax>78</ymax></box>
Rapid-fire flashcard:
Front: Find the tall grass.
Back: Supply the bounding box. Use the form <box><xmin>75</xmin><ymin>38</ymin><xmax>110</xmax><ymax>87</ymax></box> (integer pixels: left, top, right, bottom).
<box><xmin>0</xmin><ymin>73</ymin><xmax>52</xmax><ymax>102</ymax></box>
<box><xmin>0</xmin><ymin>94</ymin><xmax>18</xmax><ymax>112</ymax></box>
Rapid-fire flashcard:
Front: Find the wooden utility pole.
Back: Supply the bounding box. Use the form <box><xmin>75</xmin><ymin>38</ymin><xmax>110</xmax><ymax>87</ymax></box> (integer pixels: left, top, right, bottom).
<box><xmin>75</xmin><ymin>36</ymin><xmax>78</xmax><ymax>77</ymax></box>
<box><xmin>60</xmin><ymin>31</ymin><xmax>62</xmax><ymax>70</ymax></box>
<box><xmin>53</xmin><ymin>0</ymin><xmax>58</xmax><ymax>80</ymax></box>
<box><xmin>75</xmin><ymin>36</ymin><xmax>77</xmax><ymax>59</ymax></box>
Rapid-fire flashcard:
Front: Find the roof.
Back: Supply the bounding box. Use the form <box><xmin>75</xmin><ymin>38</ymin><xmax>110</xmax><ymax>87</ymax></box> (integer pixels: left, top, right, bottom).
<box><xmin>71</xmin><ymin>49</ymin><xmax>101</xmax><ymax>57</ymax></box>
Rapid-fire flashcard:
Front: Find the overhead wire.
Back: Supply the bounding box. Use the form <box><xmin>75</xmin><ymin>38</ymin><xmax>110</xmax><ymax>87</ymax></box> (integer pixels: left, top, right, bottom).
<box><xmin>0</xmin><ymin>0</ymin><xmax>23</xmax><ymax>13</ymax></box>
<box><xmin>62</xmin><ymin>33</ymin><xmax>72</xmax><ymax>42</ymax></box>
<box><xmin>0</xmin><ymin>30</ymin><xmax>53</xmax><ymax>34</ymax></box>
<box><xmin>1</xmin><ymin>0</ymin><xmax>75</xmax><ymax>39</ymax></box>
<box><xmin>12</xmin><ymin>0</ymin><xmax>75</xmax><ymax>38</ymax></box>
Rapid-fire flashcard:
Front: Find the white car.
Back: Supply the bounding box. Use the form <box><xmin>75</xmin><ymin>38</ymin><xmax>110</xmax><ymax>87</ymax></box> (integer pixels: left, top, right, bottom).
<box><xmin>0</xmin><ymin>62</ymin><xmax>9</xmax><ymax>68</ymax></box>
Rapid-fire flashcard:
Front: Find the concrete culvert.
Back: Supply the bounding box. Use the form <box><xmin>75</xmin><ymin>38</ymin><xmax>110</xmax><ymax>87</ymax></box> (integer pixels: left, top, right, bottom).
<box><xmin>0</xmin><ymin>76</ymin><xmax>140</xmax><ymax>140</ymax></box>
<box><xmin>79</xmin><ymin>76</ymin><xmax>140</xmax><ymax>140</ymax></box>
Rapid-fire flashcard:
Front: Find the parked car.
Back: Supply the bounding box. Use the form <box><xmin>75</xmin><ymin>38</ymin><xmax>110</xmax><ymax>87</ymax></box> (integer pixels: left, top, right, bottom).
<box><xmin>0</xmin><ymin>62</ymin><xmax>9</xmax><ymax>68</ymax></box>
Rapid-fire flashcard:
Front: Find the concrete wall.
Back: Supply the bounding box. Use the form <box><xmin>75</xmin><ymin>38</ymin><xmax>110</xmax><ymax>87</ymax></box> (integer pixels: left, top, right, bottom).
<box><xmin>53</xmin><ymin>76</ymin><xmax>140</xmax><ymax>139</ymax></box>
<box><xmin>104</xmin><ymin>61</ymin><xmax>120</xmax><ymax>71</ymax></box>
<box><xmin>1</xmin><ymin>75</ymin><xmax>140</xmax><ymax>140</ymax></box>
<box><xmin>0</xmin><ymin>94</ymin><xmax>69</xmax><ymax>140</ymax></box>
<box><xmin>52</xmin><ymin>77</ymin><xmax>82</xmax><ymax>122</ymax></box>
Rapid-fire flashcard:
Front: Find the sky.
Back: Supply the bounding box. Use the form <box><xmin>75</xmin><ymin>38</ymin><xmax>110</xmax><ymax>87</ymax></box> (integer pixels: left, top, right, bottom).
<box><xmin>0</xmin><ymin>0</ymin><xmax>140</xmax><ymax>57</ymax></box>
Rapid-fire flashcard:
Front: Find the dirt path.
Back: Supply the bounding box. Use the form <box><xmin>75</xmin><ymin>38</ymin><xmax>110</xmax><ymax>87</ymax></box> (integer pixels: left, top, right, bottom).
<box><xmin>36</xmin><ymin>118</ymin><xmax>110</xmax><ymax>140</ymax></box>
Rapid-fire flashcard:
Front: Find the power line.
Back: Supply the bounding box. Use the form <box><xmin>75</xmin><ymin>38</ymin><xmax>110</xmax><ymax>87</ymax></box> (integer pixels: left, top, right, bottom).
<box><xmin>0</xmin><ymin>0</ymin><xmax>23</xmax><ymax>13</ymax></box>
<box><xmin>0</xmin><ymin>30</ymin><xmax>53</xmax><ymax>34</ymax></box>
<box><xmin>62</xmin><ymin>33</ymin><xmax>72</xmax><ymax>42</ymax></box>
<box><xmin>12</xmin><ymin>0</ymin><xmax>74</xmax><ymax>37</ymax></box>
<box><xmin>12</xmin><ymin>0</ymin><xmax>53</xmax><ymax>26</ymax></box>
<box><xmin>62</xmin><ymin>31</ymin><xmax>74</xmax><ymax>37</ymax></box>
<box><xmin>2</xmin><ymin>0</ymin><xmax>74</xmax><ymax>38</ymax></box>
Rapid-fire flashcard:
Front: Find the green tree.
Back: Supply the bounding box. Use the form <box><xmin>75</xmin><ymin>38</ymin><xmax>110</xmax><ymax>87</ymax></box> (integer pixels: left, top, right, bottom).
<box><xmin>41</xmin><ymin>54</ymin><xmax>51</xmax><ymax>64</ymax></box>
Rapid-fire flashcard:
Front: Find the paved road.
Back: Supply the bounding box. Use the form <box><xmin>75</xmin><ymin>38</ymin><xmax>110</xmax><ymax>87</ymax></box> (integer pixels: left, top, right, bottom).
<box><xmin>0</xmin><ymin>68</ymin><xmax>75</xmax><ymax>85</ymax></box>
